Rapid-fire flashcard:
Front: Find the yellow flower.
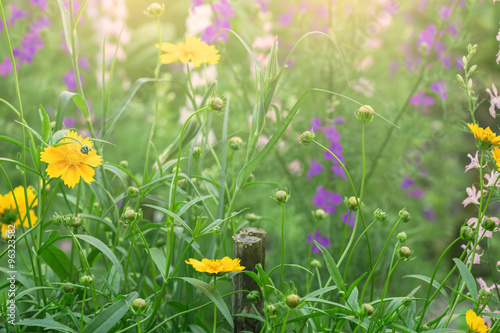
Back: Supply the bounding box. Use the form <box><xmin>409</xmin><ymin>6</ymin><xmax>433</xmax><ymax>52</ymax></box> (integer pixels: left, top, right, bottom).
<box><xmin>157</xmin><ymin>36</ymin><xmax>220</xmax><ymax>67</ymax></box>
<box><xmin>466</xmin><ymin>310</ymin><xmax>490</xmax><ymax>333</ymax></box>
<box><xmin>467</xmin><ymin>123</ymin><xmax>500</xmax><ymax>149</ymax></box>
<box><xmin>185</xmin><ymin>256</ymin><xmax>245</xmax><ymax>276</ymax></box>
<box><xmin>40</xmin><ymin>130</ymin><xmax>102</xmax><ymax>188</ymax></box>
<box><xmin>493</xmin><ymin>146</ymin><xmax>500</xmax><ymax>171</ymax></box>
<box><xmin>0</xmin><ymin>186</ymin><xmax>38</xmax><ymax>238</ymax></box>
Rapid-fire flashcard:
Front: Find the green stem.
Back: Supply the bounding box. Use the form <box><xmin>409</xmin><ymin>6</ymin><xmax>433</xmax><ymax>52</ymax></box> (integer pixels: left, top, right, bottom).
<box><xmin>81</xmin><ymin>286</ymin><xmax>87</xmax><ymax>331</ymax></box>
<box><xmin>359</xmin><ymin>218</ymin><xmax>402</xmax><ymax>303</ymax></box>
<box><xmin>213</xmin><ymin>277</ymin><xmax>217</xmax><ymax>333</ymax></box>
<box><xmin>343</xmin><ymin>219</ymin><xmax>378</xmax><ymax>281</ymax></box>
<box><xmin>279</xmin><ymin>204</ymin><xmax>286</xmax><ymax>291</ymax></box>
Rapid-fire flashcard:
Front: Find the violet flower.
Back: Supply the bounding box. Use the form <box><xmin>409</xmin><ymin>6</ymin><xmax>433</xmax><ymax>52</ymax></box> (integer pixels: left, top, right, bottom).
<box><xmin>307</xmin><ymin>158</ymin><xmax>323</xmax><ymax>180</ymax></box>
<box><xmin>431</xmin><ymin>81</ymin><xmax>447</xmax><ymax>100</ymax></box>
<box><xmin>409</xmin><ymin>91</ymin><xmax>434</xmax><ymax>113</ymax></box>
<box><xmin>343</xmin><ymin>212</ymin><xmax>355</xmax><ymax>229</ymax></box>
<box><xmin>307</xmin><ymin>230</ymin><xmax>331</xmax><ymax>254</ymax></box>
<box><xmin>312</xmin><ymin>186</ymin><xmax>342</xmax><ymax>214</ymax></box>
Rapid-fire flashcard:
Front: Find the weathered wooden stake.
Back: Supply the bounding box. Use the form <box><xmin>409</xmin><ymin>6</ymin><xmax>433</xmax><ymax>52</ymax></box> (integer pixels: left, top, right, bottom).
<box><xmin>232</xmin><ymin>227</ymin><xmax>266</xmax><ymax>333</ymax></box>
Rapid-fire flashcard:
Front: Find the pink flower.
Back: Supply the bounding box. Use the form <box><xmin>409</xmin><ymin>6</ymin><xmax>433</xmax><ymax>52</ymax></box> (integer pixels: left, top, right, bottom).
<box><xmin>465</xmin><ymin>151</ymin><xmax>481</xmax><ymax>172</ymax></box>
<box><xmin>484</xmin><ymin>170</ymin><xmax>500</xmax><ymax>187</ymax></box>
<box><xmin>461</xmin><ymin>244</ymin><xmax>482</xmax><ymax>265</ymax></box>
<box><xmin>486</xmin><ymin>83</ymin><xmax>500</xmax><ymax>118</ymax></box>
<box><xmin>462</xmin><ymin>185</ymin><xmax>484</xmax><ymax>207</ymax></box>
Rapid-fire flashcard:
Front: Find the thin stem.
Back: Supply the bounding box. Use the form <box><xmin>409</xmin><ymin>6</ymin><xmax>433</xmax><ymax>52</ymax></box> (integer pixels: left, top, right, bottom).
<box><xmin>213</xmin><ymin>277</ymin><xmax>217</xmax><ymax>333</ymax></box>
<box><xmin>279</xmin><ymin>204</ymin><xmax>286</xmax><ymax>291</ymax></box>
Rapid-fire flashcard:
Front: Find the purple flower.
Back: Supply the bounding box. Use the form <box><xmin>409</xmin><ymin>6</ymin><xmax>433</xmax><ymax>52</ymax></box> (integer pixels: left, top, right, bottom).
<box><xmin>63</xmin><ymin>117</ymin><xmax>76</xmax><ymax>128</ymax></box>
<box><xmin>191</xmin><ymin>0</ymin><xmax>204</xmax><ymax>9</ymax></box>
<box><xmin>343</xmin><ymin>212</ymin><xmax>355</xmax><ymax>229</ymax></box>
<box><xmin>331</xmin><ymin>165</ymin><xmax>346</xmax><ymax>179</ymax></box>
<box><xmin>417</xmin><ymin>24</ymin><xmax>437</xmax><ymax>51</ymax></box>
<box><xmin>312</xmin><ymin>186</ymin><xmax>342</xmax><ymax>214</ymax></box>
<box><xmin>278</xmin><ymin>12</ymin><xmax>293</xmax><ymax>27</ymax></box>
<box><xmin>213</xmin><ymin>0</ymin><xmax>234</xmax><ymax>19</ymax></box>
<box><xmin>332</xmin><ymin>117</ymin><xmax>344</xmax><ymax>124</ymax></box>
<box><xmin>63</xmin><ymin>69</ymin><xmax>84</xmax><ymax>91</ymax></box>
<box><xmin>307</xmin><ymin>230</ymin><xmax>331</xmax><ymax>254</ymax></box>
<box><xmin>424</xmin><ymin>208</ymin><xmax>436</xmax><ymax>221</ymax></box>
<box><xmin>322</xmin><ymin>125</ymin><xmax>340</xmax><ymax>143</ymax></box>
<box><xmin>323</xmin><ymin>143</ymin><xmax>343</xmax><ymax>161</ymax></box>
<box><xmin>202</xmin><ymin>16</ymin><xmax>231</xmax><ymax>42</ymax></box>
<box><xmin>31</xmin><ymin>0</ymin><xmax>48</xmax><ymax>10</ymax></box>
<box><xmin>311</xmin><ymin>118</ymin><xmax>321</xmax><ymax>131</ymax></box>
<box><xmin>407</xmin><ymin>188</ymin><xmax>424</xmax><ymax>199</ymax></box>
<box><xmin>307</xmin><ymin>158</ymin><xmax>323</xmax><ymax>180</ymax></box>
<box><xmin>440</xmin><ymin>6</ymin><xmax>452</xmax><ymax>20</ymax></box>
<box><xmin>431</xmin><ymin>81</ymin><xmax>447</xmax><ymax>100</ymax></box>
<box><xmin>409</xmin><ymin>91</ymin><xmax>434</xmax><ymax>113</ymax></box>
<box><xmin>400</xmin><ymin>177</ymin><xmax>415</xmax><ymax>190</ymax></box>
<box><xmin>0</xmin><ymin>57</ymin><xmax>14</xmax><ymax>76</ymax></box>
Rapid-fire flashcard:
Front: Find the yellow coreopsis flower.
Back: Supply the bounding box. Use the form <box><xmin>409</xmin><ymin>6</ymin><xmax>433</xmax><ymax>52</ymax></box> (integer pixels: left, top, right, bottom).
<box><xmin>40</xmin><ymin>130</ymin><xmax>102</xmax><ymax>188</ymax></box>
<box><xmin>493</xmin><ymin>146</ymin><xmax>500</xmax><ymax>171</ymax></box>
<box><xmin>467</xmin><ymin>123</ymin><xmax>500</xmax><ymax>150</ymax></box>
<box><xmin>466</xmin><ymin>310</ymin><xmax>490</xmax><ymax>333</ymax></box>
<box><xmin>0</xmin><ymin>186</ymin><xmax>38</xmax><ymax>239</ymax></box>
<box><xmin>185</xmin><ymin>256</ymin><xmax>245</xmax><ymax>276</ymax></box>
<box><xmin>157</xmin><ymin>36</ymin><xmax>220</xmax><ymax>67</ymax></box>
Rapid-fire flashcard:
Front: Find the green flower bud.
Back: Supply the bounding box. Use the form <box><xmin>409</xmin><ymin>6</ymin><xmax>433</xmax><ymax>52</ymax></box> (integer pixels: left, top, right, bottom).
<box><xmin>209</xmin><ymin>96</ymin><xmax>225</xmax><ymax>113</ymax></box>
<box><xmin>285</xmin><ymin>294</ymin><xmax>300</xmax><ymax>308</ymax></box>
<box><xmin>132</xmin><ymin>298</ymin><xmax>148</xmax><ymax>314</ymax></box>
<box><xmin>80</xmin><ymin>144</ymin><xmax>91</xmax><ymax>155</ymax></box>
<box><xmin>479</xmin><ymin>289</ymin><xmax>489</xmax><ymax>297</ymax></box>
<box><xmin>119</xmin><ymin>160</ymin><xmax>129</xmax><ymax>168</ymax></box>
<box><xmin>482</xmin><ymin>218</ymin><xmax>497</xmax><ymax>232</ymax></box>
<box><xmin>246</xmin><ymin>213</ymin><xmax>258</xmax><ymax>222</ymax></box>
<box><xmin>71</xmin><ymin>215</ymin><xmax>82</xmax><ymax>228</ymax></box>
<box><xmin>246</xmin><ymin>291</ymin><xmax>261</xmax><ymax>304</ymax></box>
<box><xmin>144</xmin><ymin>3</ymin><xmax>164</xmax><ymax>17</ymax></box>
<box><xmin>229</xmin><ymin>137</ymin><xmax>243</xmax><ymax>150</ymax></box>
<box><xmin>63</xmin><ymin>284</ymin><xmax>75</xmax><ymax>293</ymax></box>
<box><xmin>356</xmin><ymin>105</ymin><xmax>375</xmax><ymax>122</ymax></box>
<box><xmin>246</xmin><ymin>173</ymin><xmax>255</xmax><ymax>183</ymax></box>
<box><xmin>123</xmin><ymin>209</ymin><xmax>137</xmax><ymax>222</ymax></box>
<box><xmin>192</xmin><ymin>146</ymin><xmax>202</xmax><ymax>158</ymax></box>
<box><xmin>374</xmin><ymin>208</ymin><xmax>388</xmax><ymax>222</ymax></box>
<box><xmin>310</xmin><ymin>259</ymin><xmax>322</xmax><ymax>269</ymax></box>
<box><xmin>300</xmin><ymin>130</ymin><xmax>315</xmax><ymax>146</ymax></box>
<box><xmin>402</xmin><ymin>297</ymin><xmax>411</xmax><ymax>307</ymax></box>
<box><xmin>338</xmin><ymin>290</ymin><xmax>345</xmax><ymax>299</ymax></box>
<box><xmin>127</xmin><ymin>186</ymin><xmax>140</xmax><ymax>198</ymax></box>
<box><xmin>313</xmin><ymin>209</ymin><xmax>327</xmax><ymax>220</ymax></box>
<box><xmin>79</xmin><ymin>274</ymin><xmax>94</xmax><ymax>286</ymax></box>
<box><xmin>460</xmin><ymin>225</ymin><xmax>474</xmax><ymax>241</ymax></box>
<box><xmin>399</xmin><ymin>246</ymin><xmax>412</xmax><ymax>259</ymax></box>
<box><xmin>397</xmin><ymin>232</ymin><xmax>407</xmax><ymax>243</ymax></box>
<box><xmin>399</xmin><ymin>208</ymin><xmax>411</xmax><ymax>223</ymax></box>
<box><xmin>360</xmin><ymin>303</ymin><xmax>374</xmax><ymax>316</ymax></box>
<box><xmin>172</xmin><ymin>167</ymin><xmax>181</xmax><ymax>174</ymax></box>
<box><xmin>212</xmin><ymin>226</ymin><xmax>221</xmax><ymax>235</ymax></box>
<box><xmin>347</xmin><ymin>196</ymin><xmax>359</xmax><ymax>211</ymax></box>
<box><xmin>266</xmin><ymin>304</ymin><xmax>276</xmax><ymax>315</ymax></box>
<box><xmin>272</xmin><ymin>189</ymin><xmax>290</xmax><ymax>205</ymax></box>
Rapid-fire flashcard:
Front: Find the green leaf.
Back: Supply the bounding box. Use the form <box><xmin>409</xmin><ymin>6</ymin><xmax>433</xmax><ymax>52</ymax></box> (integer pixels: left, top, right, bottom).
<box><xmin>56</xmin><ymin>0</ymin><xmax>73</xmax><ymax>56</ymax></box>
<box><xmin>150</xmin><ymin>248</ymin><xmax>166</xmax><ymax>279</ymax></box>
<box><xmin>255</xmin><ymin>263</ymin><xmax>275</xmax><ymax>300</ymax></box>
<box><xmin>0</xmin><ymin>157</ymin><xmax>41</xmax><ymax>176</ymax></box>
<box><xmin>314</xmin><ymin>240</ymin><xmax>346</xmax><ymax>293</ymax></box>
<box><xmin>39</xmin><ymin>105</ymin><xmax>51</xmax><ymax>143</ymax></box>
<box><xmin>40</xmin><ymin>245</ymin><xmax>78</xmax><ymax>281</ymax></box>
<box><xmin>55</xmin><ymin>91</ymin><xmax>91</xmax><ymax>131</ymax></box>
<box><xmin>452</xmin><ymin>258</ymin><xmax>477</xmax><ymax>303</ymax></box>
<box><xmin>82</xmin><ymin>292</ymin><xmax>138</xmax><ymax>333</ymax></box>
<box><xmin>179</xmin><ymin>277</ymin><xmax>234</xmax><ymax>327</ymax></box>
<box><xmin>75</xmin><ymin>235</ymin><xmax>124</xmax><ymax>281</ymax></box>
<box><xmin>14</xmin><ymin>286</ymin><xmax>58</xmax><ymax>301</ymax></box>
<box><xmin>143</xmin><ymin>204</ymin><xmax>193</xmax><ymax>235</ymax></box>
<box><xmin>304</xmin><ymin>286</ymin><xmax>337</xmax><ymax>299</ymax></box>
<box><xmin>17</xmin><ymin>319</ymin><xmax>77</xmax><ymax>333</ymax></box>
<box><xmin>404</xmin><ymin>275</ymin><xmax>449</xmax><ymax>299</ymax></box>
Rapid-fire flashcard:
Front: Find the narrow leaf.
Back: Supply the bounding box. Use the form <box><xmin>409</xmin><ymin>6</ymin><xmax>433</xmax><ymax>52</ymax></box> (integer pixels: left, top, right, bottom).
<box><xmin>75</xmin><ymin>235</ymin><xmax>124</xmax><ymax>281</ymax></box>
<box><xmin>314</xmin><ymin>240</ymin><xmax>345</xmax><ymax>293</ymax></box>
<box><xmin>82</xmin><ymin>292</ymin><xmax>138</xmax><ymax>333</ymax></box>
<box><xmin>452</xmin><ymin>258</ymin><xmax>478</xmax><ymax>303</ymax></box>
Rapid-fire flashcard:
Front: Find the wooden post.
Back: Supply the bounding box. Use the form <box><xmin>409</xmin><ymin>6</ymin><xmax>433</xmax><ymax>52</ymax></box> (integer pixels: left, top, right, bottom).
<box><xmin>232</xmin><ymin>227</ymin><xmax>266</xmax><ymax>333</ymax></box>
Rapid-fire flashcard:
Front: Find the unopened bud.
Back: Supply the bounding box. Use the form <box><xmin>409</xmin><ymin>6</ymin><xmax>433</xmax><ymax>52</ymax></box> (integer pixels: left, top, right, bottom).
<box><xmin>460</xmin><ymin>225</ymin><xmax>474</xmax><ymax>241</ymax></box>
<box><xmin>397</xmin><ymin>232</ymin><xmax>407</xmax><ymax>242</ymax></box>
<box><xmin>246</xmin><ymin>213</ymin><xmax>258</xmax><ymax>222</ymax></box>
<box><xmin>273</xmin><ymin>189</ymin><xmax>290</xmax><ymax>205</ymax></box>
<box><xmin>144</xmin><ymin>3</ymin><xmax>164</xmax><ymax>17</ymax></box>
<box><xmin>374</xmin><ymin>208</ymin><xmax>388</xmax><ymax>222</ymax></box>
<box><xmin>285</xmin><ymin>294</ymin><xmax>300</xmax><ymax>308</ymax></box>
<box><xmin>192</xmin><ymin>146</ymin><xmax>202</xmax><ymax>158</ymax></box>
<box><xmin>300</xmin><ymin>130</ymin><xmax>315</xmax><ymax>146</ymax></box>
<box><xmin>360</xmin><ymin>303</ymin><xmax>374</xmax><ymax>316</ymax></box>
<box><xmin>132</xmin><ymin>298</ymin><xmax>148</xmax><ymax>313</ymax></box>
<box><xmin>314</xmin><ymin>209</ymin><xmax>326</xmax><ymax>220</ymax></box>
<box><xmin>209</xmin><ymin>96</ymin><xmax>224</xmax><ymax>112</ymax></box>
<box><xmin>266</xmin><ymin>304</ymin><xmax>276</xmax><ymax>315</ymax></box>
<box><xmin>356</xmin><ymin>105</ymin><xmax>374</xmax><ymax>122</ymax></box>
<box><xmin>399</xmin><ymin>246</ymin><xmax>412</xmax><ymax>258</ymax></box>
<box><xmin>246</xmin><ymin>291</ymin><xmax>261</xmax><ymax>303</ymax></box>
<box><xmin>127</xmin><ymin>186</ymin><xmax>140</xmax><ymax>198</ymax></box>
<box><xmin>482</xmin><ymin>218</ymin><xmax>497</xmax><ymax>231</ymax></box>
<box><xmin>119</xmin><ymin>160</ymin><xmax>129</xmax><ymax>168</ymax></box>
<box><xmin>212</xmin><ymin>226</ymin><xmax>221</xmax><ymax>235</ymax></box>
<box><xmin>123</xmin><ymin>209</ymin><xmax>137</xmax><ymax>221</ymax></box>
<box><xmin>63</xmin><ymin>284</ymin><xmax>75</xmax><ymax>293</ymax></box>
<box><xmin>229</xmin><ymin>137</ymin><xmax>243</xmax><ymax>150</ymax></box>
<box><xmin>311</xmin><ymin>259</ymin><xmax>322</xmax><ymax>269</ymax></box>
<box><xmin>79</xmin><ymin>274</ymin><xmax>94</xmax><ymax>286</ymax></box>
<box><xmin>347</xmin><ymin>196</ymin><xmax>359</xmax><ymax>211</ymax></box>
<box><xmin>71</xmin><ymin>215</ymin><xmax>82</xmax><ymax>228</ymax></box>
<box><xmin>398</xmin><ymin>208</ymin><xmax>411</xmax><ymax>223</ymax></box>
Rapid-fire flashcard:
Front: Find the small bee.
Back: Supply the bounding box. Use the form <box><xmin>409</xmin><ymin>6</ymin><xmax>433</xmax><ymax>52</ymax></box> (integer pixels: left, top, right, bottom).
<box><xmin>80</xmin><ymin>144</ymin><xmax>91</xmax><ymax>155</ymax></box>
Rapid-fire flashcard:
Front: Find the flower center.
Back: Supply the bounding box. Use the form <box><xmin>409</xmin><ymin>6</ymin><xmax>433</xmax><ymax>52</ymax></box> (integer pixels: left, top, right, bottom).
<box><xmin>65</xmin><ymin>150</ymin><xmax>82</xmax><ymax>166</ymax></box>
<box><xmin>0</xmin><ymin>208</ymin><xmax>18</xmax><ymax>225</ymax></box>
